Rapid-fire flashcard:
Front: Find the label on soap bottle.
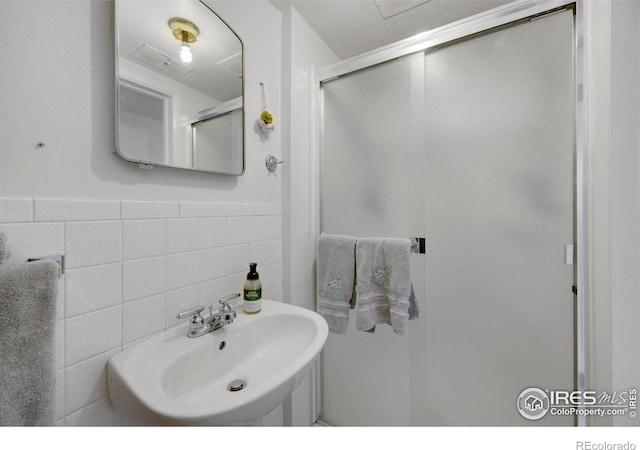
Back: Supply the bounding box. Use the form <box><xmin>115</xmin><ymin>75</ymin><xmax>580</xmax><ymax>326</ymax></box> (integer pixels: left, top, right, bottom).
<box><xmin>243</xmin><ymin>288</ymin><xmax>262</xmax><ymax>313</ymax></box>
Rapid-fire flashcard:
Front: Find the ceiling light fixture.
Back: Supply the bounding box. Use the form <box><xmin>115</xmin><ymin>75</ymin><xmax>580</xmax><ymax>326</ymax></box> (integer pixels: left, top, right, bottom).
<box><xmin>168</xmin><ymin>18</ymin><xmax>199</xmax><ymax>63</ymax></box>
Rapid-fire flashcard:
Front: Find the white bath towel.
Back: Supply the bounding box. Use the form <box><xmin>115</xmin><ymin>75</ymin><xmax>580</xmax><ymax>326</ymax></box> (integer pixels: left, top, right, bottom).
<box><xmin>317</xmin><ymin>233</ymin><xmax>357</xmax><ymax>334</ymax></box>
<box><xmin>355</xmin><ymin>238</ymin><xmax>419</xmax><ymax>335</ymax></box>
<box><xmin>0</xmin><ymin>232</ymin><xmax>10</xmax><ymax>265</ymax></box>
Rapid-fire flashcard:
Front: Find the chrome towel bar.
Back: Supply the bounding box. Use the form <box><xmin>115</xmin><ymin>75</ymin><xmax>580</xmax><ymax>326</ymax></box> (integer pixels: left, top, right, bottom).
<box><xmin>27</xmin><ymin>255</ymin><xmax>64</xmax><ymax>278</ymax></box>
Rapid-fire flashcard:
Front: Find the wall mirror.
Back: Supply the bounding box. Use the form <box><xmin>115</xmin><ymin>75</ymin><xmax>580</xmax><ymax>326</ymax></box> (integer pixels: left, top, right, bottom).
<box><xmin>115</xmin><ymin>0</ymin><xmax>244</xmax><ymax>175</ymax></box>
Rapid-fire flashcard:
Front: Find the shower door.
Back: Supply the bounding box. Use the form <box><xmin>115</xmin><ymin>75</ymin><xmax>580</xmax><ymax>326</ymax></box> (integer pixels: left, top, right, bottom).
<box><xmin>320</xmin><ymin>53</ymin><xmax>428</xmax><ymax>426</ymax></box>
<box><xmin>422</xmin><ymin>9</ymin><xmax>575</xmax><ymax>426</ymax></box>
<box><xmin>319</xmin><ymin>7</ymin><xmax>575</xmax><ymax>426</ymax></box>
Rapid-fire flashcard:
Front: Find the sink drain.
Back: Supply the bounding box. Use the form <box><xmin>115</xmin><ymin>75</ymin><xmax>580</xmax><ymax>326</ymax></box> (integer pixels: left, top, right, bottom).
<box><xmin>228</xmin><ymin>379</ymin><xmax>247</xmax><ymax>392</ymax></box>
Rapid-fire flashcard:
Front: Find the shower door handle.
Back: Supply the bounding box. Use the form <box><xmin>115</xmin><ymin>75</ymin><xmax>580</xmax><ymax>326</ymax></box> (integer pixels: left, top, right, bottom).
<box><xmin>411</xmin><ymin>238</ymin><xmax>425</xmax><ymax>254</ymax></box>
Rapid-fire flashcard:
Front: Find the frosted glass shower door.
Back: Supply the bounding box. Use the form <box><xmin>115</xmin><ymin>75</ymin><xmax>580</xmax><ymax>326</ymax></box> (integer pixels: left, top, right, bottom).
<box><xmin>318</xmin><ymin>7</ymin><xmax>575</xmax><ymax>426</ymax></box>
<box><xmin>423</xmin><ymin>9</ymin><xmax>575</xmax><ymax>425</ymax></box>
<box><xmin>320</xmin><ymin>54</ymin><xmax>427</xmax><ymax>426</ymax></box>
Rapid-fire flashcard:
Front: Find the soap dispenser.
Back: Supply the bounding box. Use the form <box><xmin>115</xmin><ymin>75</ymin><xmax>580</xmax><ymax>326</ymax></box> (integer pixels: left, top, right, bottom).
<box><xmin>243</xmin><ymin>262</ymin><xmax>262</xmax><ymax>314</ymax></box>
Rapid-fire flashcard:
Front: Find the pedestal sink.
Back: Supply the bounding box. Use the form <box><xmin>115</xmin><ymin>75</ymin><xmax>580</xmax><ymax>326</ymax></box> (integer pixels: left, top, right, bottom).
<box><xmin>107</xmin><ymin>300</ymin><xmax>328</xmax><ymax>426</ymax></box>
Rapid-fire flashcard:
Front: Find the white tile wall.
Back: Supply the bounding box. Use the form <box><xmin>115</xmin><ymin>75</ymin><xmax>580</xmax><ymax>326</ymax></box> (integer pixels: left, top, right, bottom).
<box><xmin>199</xmin><ymin>217</ymin><xmax>227</xmax><ymax>248</ymax></box>
<box><xmin>122</xmin><ymin>256</ymin><xmax>166</xmax><ymax>301</ymax></box>
<box><xmin>227</xmin><ymin>217</ymin><xmax>252</xmax><ymax>245</ymax></box>
<box><xmin>122</xmin><ymin>220</ymin><xmax>166</xmax><ymax>260</ymax></box>
<box><xmin>65</xmin><ymin>263</ymin><xmax>122</xmax><ymax>317</ymax></box>
<box><xmin>0</xmin><ymin>198</ymin><xmax>33</xmax><ymax>223</ymax></box>
<box><xmin>65</xmin><ymin>306</ymin><xmax>123</xmax><ymax>366</ymax></box>
<box><xmin>122</xmin><ymin>294</ymin><xmax>166</xmax><ymax>344</ymax></box>
<box><xmin>65</xmin><ymin>221</ymin><xmax>122</xmax><ymax>268</ymax></box>
<box><xmin>166</xmin><ymin>284</ymin><xmax>200</xmax><ymax>328</ymax></box>
<box><xmin>200</xmin><ymin>247</ymin><xmax>228</xmax><ymax>282</ymax></box>
<box><xmin>0</xmin><ymin>198</ymin><xmax>283</xmax><ymax>426</ymax></box>
<box><xmin>35</xmin><ymin>199</ymin><xmax>120</xmax><ymax>222</ymax></box>
<box><xmin>166</xmin><ymin>251</ymin><xmax>200</xmax><ymax>290</ymax></box>
<box><xmin>179</xmin><ymin>201</ymin><xmax>222</xmax><ymax>218</ymax></box>
<box><xmin>121</xmin><ymin>201</ymin><xmax>179</xmax><ymax>219</ymax></box>
<box><xmin>166</xmin><ymin>218</ymin><xmax>199</xmax><ymax>254</ymax></box>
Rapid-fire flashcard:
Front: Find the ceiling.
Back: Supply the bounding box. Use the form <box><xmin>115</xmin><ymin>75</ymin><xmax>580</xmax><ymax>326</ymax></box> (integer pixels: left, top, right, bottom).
<box><xmin>117</xmin><ymin>0</ymin><xmax>513</xmax><ymax>100</ymax></box>
<box><xmin>273</xmin><ymin>0</ymin><xmax>512</xmax><ymax>60</ymax></box>
<box><xmin>118</xmin><ymin>0</ymin><xmax>242</xmax><ymax>102</ymax></box>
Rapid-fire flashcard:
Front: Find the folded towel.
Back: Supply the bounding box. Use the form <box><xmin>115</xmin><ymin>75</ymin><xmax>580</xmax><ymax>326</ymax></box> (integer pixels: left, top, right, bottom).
<box><xmin>317</xmin><ymin>233</ymin><xmax>357</xmax><ymax>334</ymax></box>
<box><xmin>355</xmin><ymin>238</ymin><xmax>420</xmax><ymax>335</ymax></box>
<box><xmin>0</xmin><ymin>232</ymin><xmax>10</xmax><ymax>265</ymax></box>
<box><xmin>407</xmin><ymin>283</ymin><xmax>420</xmax><ymax>322</ymax></box>
<box><xmin>0</xmin><ymin>260</ymin><xmax>59</xmax><ymax>426</ymax></box>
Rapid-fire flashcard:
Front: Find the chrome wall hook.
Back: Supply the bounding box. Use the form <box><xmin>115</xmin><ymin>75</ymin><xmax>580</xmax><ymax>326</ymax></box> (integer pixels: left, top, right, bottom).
<box><xmin>265</xmin><ymin>155</ymin><xmax>284</xmax><ymax>172</ymax></box>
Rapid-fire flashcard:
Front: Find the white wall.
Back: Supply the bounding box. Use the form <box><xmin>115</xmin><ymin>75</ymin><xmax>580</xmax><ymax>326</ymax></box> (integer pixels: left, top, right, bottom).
<box><xmin>610</xmin><ymin>0</ymin><xmax>640</xmax><ymax>427</ymax></box>
<box><xmin>278</xmin><ymin>3</ymin><xmax>340</xmax><ymax>426</ymax></box>
<box><xmin>580</xmin><ymin>0</ymin><xmax>640</xmax><ymax>426</ymax></box>
<box><xmin>0</xmin><ymin>0</ymin><xmax>286</xmax><ymax>427</ymax></box>
<box><xmin>282</xmin><ymin>8</ymin><xmax>339</xmax><ymax>323</ymax></box>
<box><xmin>0</xmin><ymin>0</ymin><xmax>281</xmax><ymax>204</ymax></box>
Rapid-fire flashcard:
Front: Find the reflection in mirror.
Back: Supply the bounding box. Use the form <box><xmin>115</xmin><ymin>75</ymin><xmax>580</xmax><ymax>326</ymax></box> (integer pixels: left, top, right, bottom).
<box><xmin>115</xmin><ymin>0</ymin><xmax>244</xmax><ymax>175</ymax></box>
<box><xmin>192</xmin><ymin>98</ymin><xmax>243</xmax><ymax>173</ymax></box>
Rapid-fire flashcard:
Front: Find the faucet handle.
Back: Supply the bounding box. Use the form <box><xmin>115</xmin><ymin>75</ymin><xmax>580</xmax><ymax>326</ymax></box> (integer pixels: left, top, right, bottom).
<box><xmin>176</xmin><ymin>306</ymin><xmax>205</xmax><ymax>320</ymax></box>
<box><xmin>176</xmin><ymin>306</ymin><xmax>208</xmax><ymax>338</ymax></box>
<box><xmin>218</xmin><ymin>293</ymin><xmax>241</xmax><ymax>312</ymax></box>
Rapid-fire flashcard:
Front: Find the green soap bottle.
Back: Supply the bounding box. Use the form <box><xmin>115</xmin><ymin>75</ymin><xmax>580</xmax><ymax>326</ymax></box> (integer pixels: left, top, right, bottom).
<box><xmin>243</xmin><ymin>262</ymin><xmax>262</xmax><ymax>314</ymax></box>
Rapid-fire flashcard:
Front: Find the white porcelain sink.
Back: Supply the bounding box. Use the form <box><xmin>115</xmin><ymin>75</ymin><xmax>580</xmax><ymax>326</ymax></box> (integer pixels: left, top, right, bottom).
<box><xmin>107</xmin><ymin>300</ymin><xmax>328</xmax><ymax>426</ymax></box>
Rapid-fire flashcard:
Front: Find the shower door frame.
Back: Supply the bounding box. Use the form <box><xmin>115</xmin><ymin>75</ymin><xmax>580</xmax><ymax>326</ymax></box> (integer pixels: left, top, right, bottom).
<box><xmin>311</xmin><ymin>0</ymin><xmax>592</xmax><ymax>426</ymax></box>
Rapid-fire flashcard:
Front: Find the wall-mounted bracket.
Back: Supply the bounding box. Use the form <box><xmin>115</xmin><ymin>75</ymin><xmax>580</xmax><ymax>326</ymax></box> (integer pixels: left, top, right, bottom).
<box><xmin>27</xmin><ymin>254</ymin><xmax>65</xmax><ymax>278</ymax></box>
<box><xmin>411</xmin><ymin>238</ymin><xmax>426</xmax><ymax>254</ymax></box>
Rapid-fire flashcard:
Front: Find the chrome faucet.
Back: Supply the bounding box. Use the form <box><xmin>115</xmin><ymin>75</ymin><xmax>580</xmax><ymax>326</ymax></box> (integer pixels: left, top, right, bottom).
<box><xmin>176</xmin><ymin>293</ymin><xmax>240</xmax><ymax>338</ymax></box>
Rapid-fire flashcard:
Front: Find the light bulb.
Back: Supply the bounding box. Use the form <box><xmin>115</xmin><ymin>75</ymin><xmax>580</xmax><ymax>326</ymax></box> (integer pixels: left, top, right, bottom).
<box><xmin>180</xmin><ymin>43</ymin><xmax>192</xmax><ymax>63</ymax></box>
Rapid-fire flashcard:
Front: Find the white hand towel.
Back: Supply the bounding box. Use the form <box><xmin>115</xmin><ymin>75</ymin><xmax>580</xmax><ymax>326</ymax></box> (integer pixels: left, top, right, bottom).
<box><xmin>317</xmin><ymin>233</ymin><xmax>356</xmax><ymax>334</ymax></box>
<box><xmin>355</xmin><ymin>238</ymin><xmax>419</xmax><ymax>335</ymax></box>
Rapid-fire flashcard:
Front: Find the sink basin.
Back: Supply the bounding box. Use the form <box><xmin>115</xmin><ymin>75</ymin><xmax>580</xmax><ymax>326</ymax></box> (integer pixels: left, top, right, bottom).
<box><xmin>107</xmin><ymin>300</ymin><xmax>328</xmax><ymax>426</ymax></box>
